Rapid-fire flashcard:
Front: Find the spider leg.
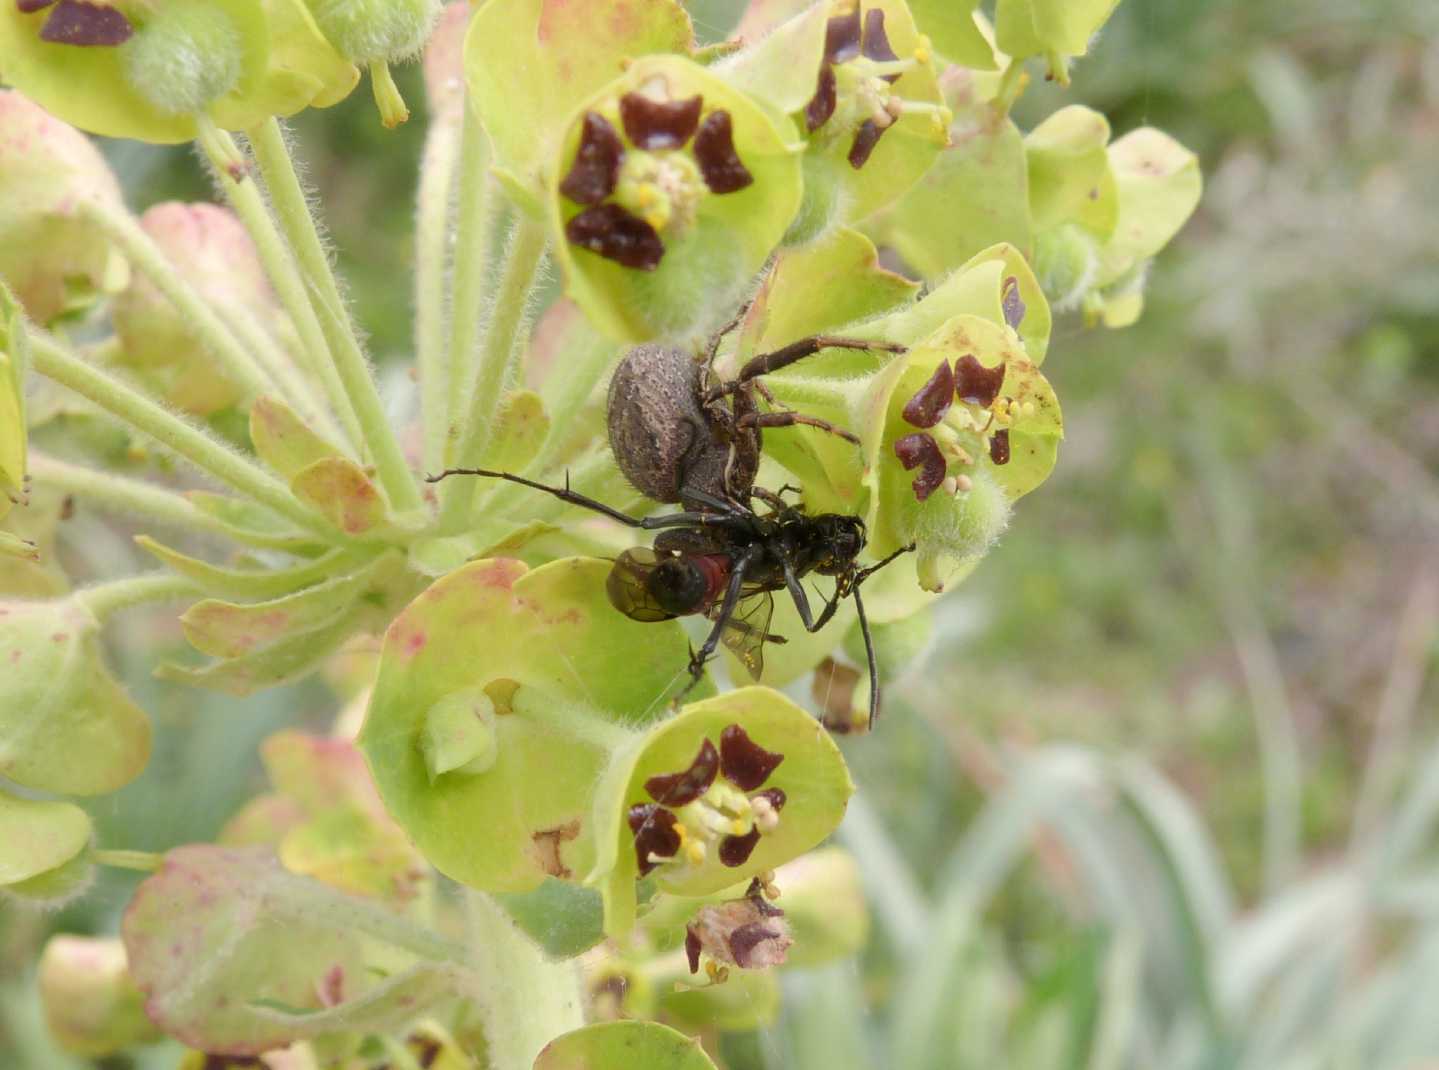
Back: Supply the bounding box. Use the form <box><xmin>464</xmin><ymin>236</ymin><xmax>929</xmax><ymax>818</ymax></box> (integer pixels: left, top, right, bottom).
<box><xmin>741</xmin><ymin>410</ymin><xmax>861</xmax><ymax>446</ymax></box>
<box><xmin>425</xmin><ymin>468</ymin><xmax>749</xmax><ymax>531</ymax></box>
<box><xmin>705</xmin><ymin>335</ymin><xmax>906</xmax><ymax>402</ymax></box>
<box><xmin>750</xmin><ymin>486</ymin><xmax>788</xmax><ymax>513</ymax></box>
<box><xmin>425</xmin><ymin>467</ymin><xmax>649</xmax><ymax>526</ymax></box>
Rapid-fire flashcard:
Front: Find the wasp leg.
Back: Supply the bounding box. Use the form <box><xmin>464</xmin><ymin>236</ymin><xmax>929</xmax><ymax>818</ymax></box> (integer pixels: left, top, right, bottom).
<box><xmin>705</xmin><ymin>336</ymin><xmax>906</xmax><ymax>402</ymax></box>
<box><xmin>853</xmin><ymin>583</ymin><xmax>881</xmax><ymax>729</ymax></box>
<box><xmin>856</xmin><ymin>542</ymin><xmax>916</xmax><ymax>584</ymax></box>
<box><xmin>847</xmin><ymin>543</ymin><xmax>915</xmax><ymax>728</ymax></box>
<box><xmin>677</xmin><ymin>545</ymin><xmax>762</xmax><ymax>701</ymax></box>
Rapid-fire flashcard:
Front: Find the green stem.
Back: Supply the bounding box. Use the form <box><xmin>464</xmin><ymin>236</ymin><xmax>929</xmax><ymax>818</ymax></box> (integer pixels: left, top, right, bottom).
<box><xmin>415</xmin><ymin>101</ymin><xmax>465</xmax><ymax>475</ymax></box>
<box><xmin>440</xmin><ymin>109</ymin><xmax>496</xmax><ymax>475</ymax></box>
<box><xmin>92</xmin><ymin>849</ymin><xmax>163</xmax><ymax>873</ymax></box>
<box><xmin>217</xmin><ymin>303</ymin><xmax>342</xmax><ymax>443</ymax></box>
<box><xmin>29</xmin><ymin>335</ymin><xmax>335</xmax><ymax>536</ymax></box>
<box><xmin>993</xmin><ymin>57</ymin><xmax>1028</xmax><ymax>118</ymax></box>
<box><xmin>28</xmin><ymin>452</ymin><xmax>234</xmax><ymax>538</ymax></box>
<box><xmin>439</xmin><ymin>218</ymin><xmax>548</xmax><ymax>531</ymax></box>
<box><xmin>532</xmin><ymin>330</ymin><xmax>619</xmax><ymax>468</ymax></box>
<box><xmin>80</xmin><ymin>201</ymin><xmax>273</xmax><ymax>402</ymax></box>
<box><xmin>197</xmin><ymin>122</ymin><xmax>365</xmax><ymax>448</ymax></box>
<box><xmin>468</xmin><ymin>330</ymin><xmax>618</xmax><ymax>516</ymax></box>
<box><xmin>464</xmin><ymin>891</ymin><xmax>583</xmax><ymax>1070</ymax></box>
<box><xmin>76</xmin><ymin>573</ymin><xmax>200</xmax><ymax>620</ymax></box>
<box><xmin>246</xmin><ymin>118</ymin><xmax>424</xmax><ymax>515</ymax></box>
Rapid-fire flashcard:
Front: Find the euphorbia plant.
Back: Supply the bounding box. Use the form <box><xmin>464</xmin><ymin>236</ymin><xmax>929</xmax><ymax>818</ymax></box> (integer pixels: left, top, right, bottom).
<box><xmin>0</xmin><ymin>0</ymin><xmax>1199</xmax><ymax>1066</ymax></box>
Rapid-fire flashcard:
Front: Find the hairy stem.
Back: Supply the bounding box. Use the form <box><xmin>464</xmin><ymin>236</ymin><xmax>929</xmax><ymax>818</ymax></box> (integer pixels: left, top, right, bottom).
<box><xmin>532</xmin><ymin>329</ymin><xmax>619</xmax><ymax>470</ymax></box>
<box><xmin>439</xmin><ymin>218</ymin><xmax>548</xmax><ymax>531</ymax></box>
<box><xmin>218</xmin><ymin>303</ymin><xmax>343</xmax><ymax>443</ymax></box>
<box><xmin>28</xmin><ymin>452</ymin><xmax>234</xmax><ymax>538</ymax></box>
<box><xmin>415</xmin><ymin>99</ymin><xmax>465</xmax><ymax>474</ymax></box>
<box><xmin>80</xmin><ymin>201</ymin><xmax>273</xmax><ymax>402</ymax></box>
<box><xmin>198</xmin><ymin>123</ymin><xmax>364</xmax><ymax>448</ymax></box>
<box><xmin>76</xmin><ymin>573</ymin><xmax>200</xmax><ymax>620</ymax></box>
<box><xmin>247</xmin><ymin>118</ymin><xmax>423</xmax><ymax>514</ymax></box>
<box><xmin>29</xmin><ymin>335</ymin><xmax>335</xmax><ymax>536</ymax></box>
<box><xmin>464</xmin><ymin>891</ymin><xmax>583</xmax><ymax>1070</ymax></box>
<box><xmin>440</xmin><ymin>109</ymin><xmax>497</xmax><ymax>475</ymax></box>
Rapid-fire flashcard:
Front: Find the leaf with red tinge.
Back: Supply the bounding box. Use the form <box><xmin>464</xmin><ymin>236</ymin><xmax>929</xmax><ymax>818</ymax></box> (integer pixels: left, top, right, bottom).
<box><xmin>250</xmin><ymin>396</ymin><xmax>344</xmax><ymax>481</ymax></box>
<box><xmin>122</xmin><ymin>845</ymin><xmax>455</xmax><ymax>1055</ymax></box>
<box><xmin>290</xmin><ymin>457</ymin><xmax>389</xmax><ymax>536</ymax></box>
<box><xmin>179</xmin><ymin>556</ymin><xmax>389</xmax><ymax>659</ymax></box>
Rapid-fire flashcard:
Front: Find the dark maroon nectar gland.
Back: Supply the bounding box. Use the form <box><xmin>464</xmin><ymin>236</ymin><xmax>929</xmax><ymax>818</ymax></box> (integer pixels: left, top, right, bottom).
<box><xmin>558</xmin><ymin>112</ymin><xmax>624</xmax><ymax>205</ymax></box>
<box><xmin>901</xmin><ymin>359</ymin><xmax>954</xmax><ymax>428</ymax></box>
<box><xmin>801</xmin><ymin>4</ymin><xmax>948</xmax><ymax>171</ymax></box>
<box><xmin>1002</xmin><ymin>275</ymin><xmax>1027</xmax><ymax>331</ymax></box>
<box><xmin>557</xmin><ymin>84</ymin><xmax>754</xmax><ymax>271</ymax></box>
<box><xmin>32</xmin><ymin>0</ymin><xmax>133</xmax><ymax>45</ymax></box>
<box><xmin>629</xmin><ymin>725</ymin><xmax>788</xmax><ymax>881</ymax></box>
<box><xmin>891</xmin><ymin>348</ymin><xmax>1025</xmax><ymax>503</ymax></box>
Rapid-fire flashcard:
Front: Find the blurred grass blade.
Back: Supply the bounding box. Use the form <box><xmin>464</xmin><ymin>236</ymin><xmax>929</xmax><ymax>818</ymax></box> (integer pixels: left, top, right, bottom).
<box><xmin>836</xmin><ymin>795</ymin><xmax>931</xmax><ymax>955</ymax></box>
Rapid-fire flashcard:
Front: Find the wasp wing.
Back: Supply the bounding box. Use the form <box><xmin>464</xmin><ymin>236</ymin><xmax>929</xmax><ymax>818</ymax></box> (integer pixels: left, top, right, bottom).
<box><xmin>713</xmin><ymin>589</ymin><xmax>786</xmax><ymax>680</ymax></box>
<box><xmin>606</xmin><ymin>548</ymin><xmax>678</xmax><ymax>623</ymax></box>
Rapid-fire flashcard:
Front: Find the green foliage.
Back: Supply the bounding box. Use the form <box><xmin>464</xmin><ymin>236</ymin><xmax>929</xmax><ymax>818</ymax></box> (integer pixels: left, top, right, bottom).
<box><xmin>0</xmin><ymin>0</ymin><xmax>1225</xmax><ymax>1064</ymax></box>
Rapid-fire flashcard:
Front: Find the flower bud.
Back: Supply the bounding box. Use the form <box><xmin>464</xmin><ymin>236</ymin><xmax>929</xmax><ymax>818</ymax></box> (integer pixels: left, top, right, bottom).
<box><xmin>306</xmin><ymin>0</ymin><xmax>442</xmax><ymax>63</ymax></box>
<box><xmin>38</xmin><ymin>935</ymin><xmax>161</xmax><ymax>1055</ymax></box>
<box><xmin>0</xmin><ymin>90</ymin><xmax>128</xmax><ymax>324</ymax></box>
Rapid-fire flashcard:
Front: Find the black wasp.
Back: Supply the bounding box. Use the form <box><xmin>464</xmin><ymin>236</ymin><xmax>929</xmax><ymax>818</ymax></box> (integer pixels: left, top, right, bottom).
<box><xmin>423</xmin><ymin>469</ymin><xmax>911</xmax><ymax>727</ymax></box>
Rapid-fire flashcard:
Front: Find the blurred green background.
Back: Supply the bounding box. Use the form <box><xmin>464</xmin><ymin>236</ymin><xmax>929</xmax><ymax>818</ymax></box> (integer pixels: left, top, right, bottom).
<box><xmin>6</xmin><ymin>0</ymin><xmax>1439</xmax><ymax>1067</ymax></box>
